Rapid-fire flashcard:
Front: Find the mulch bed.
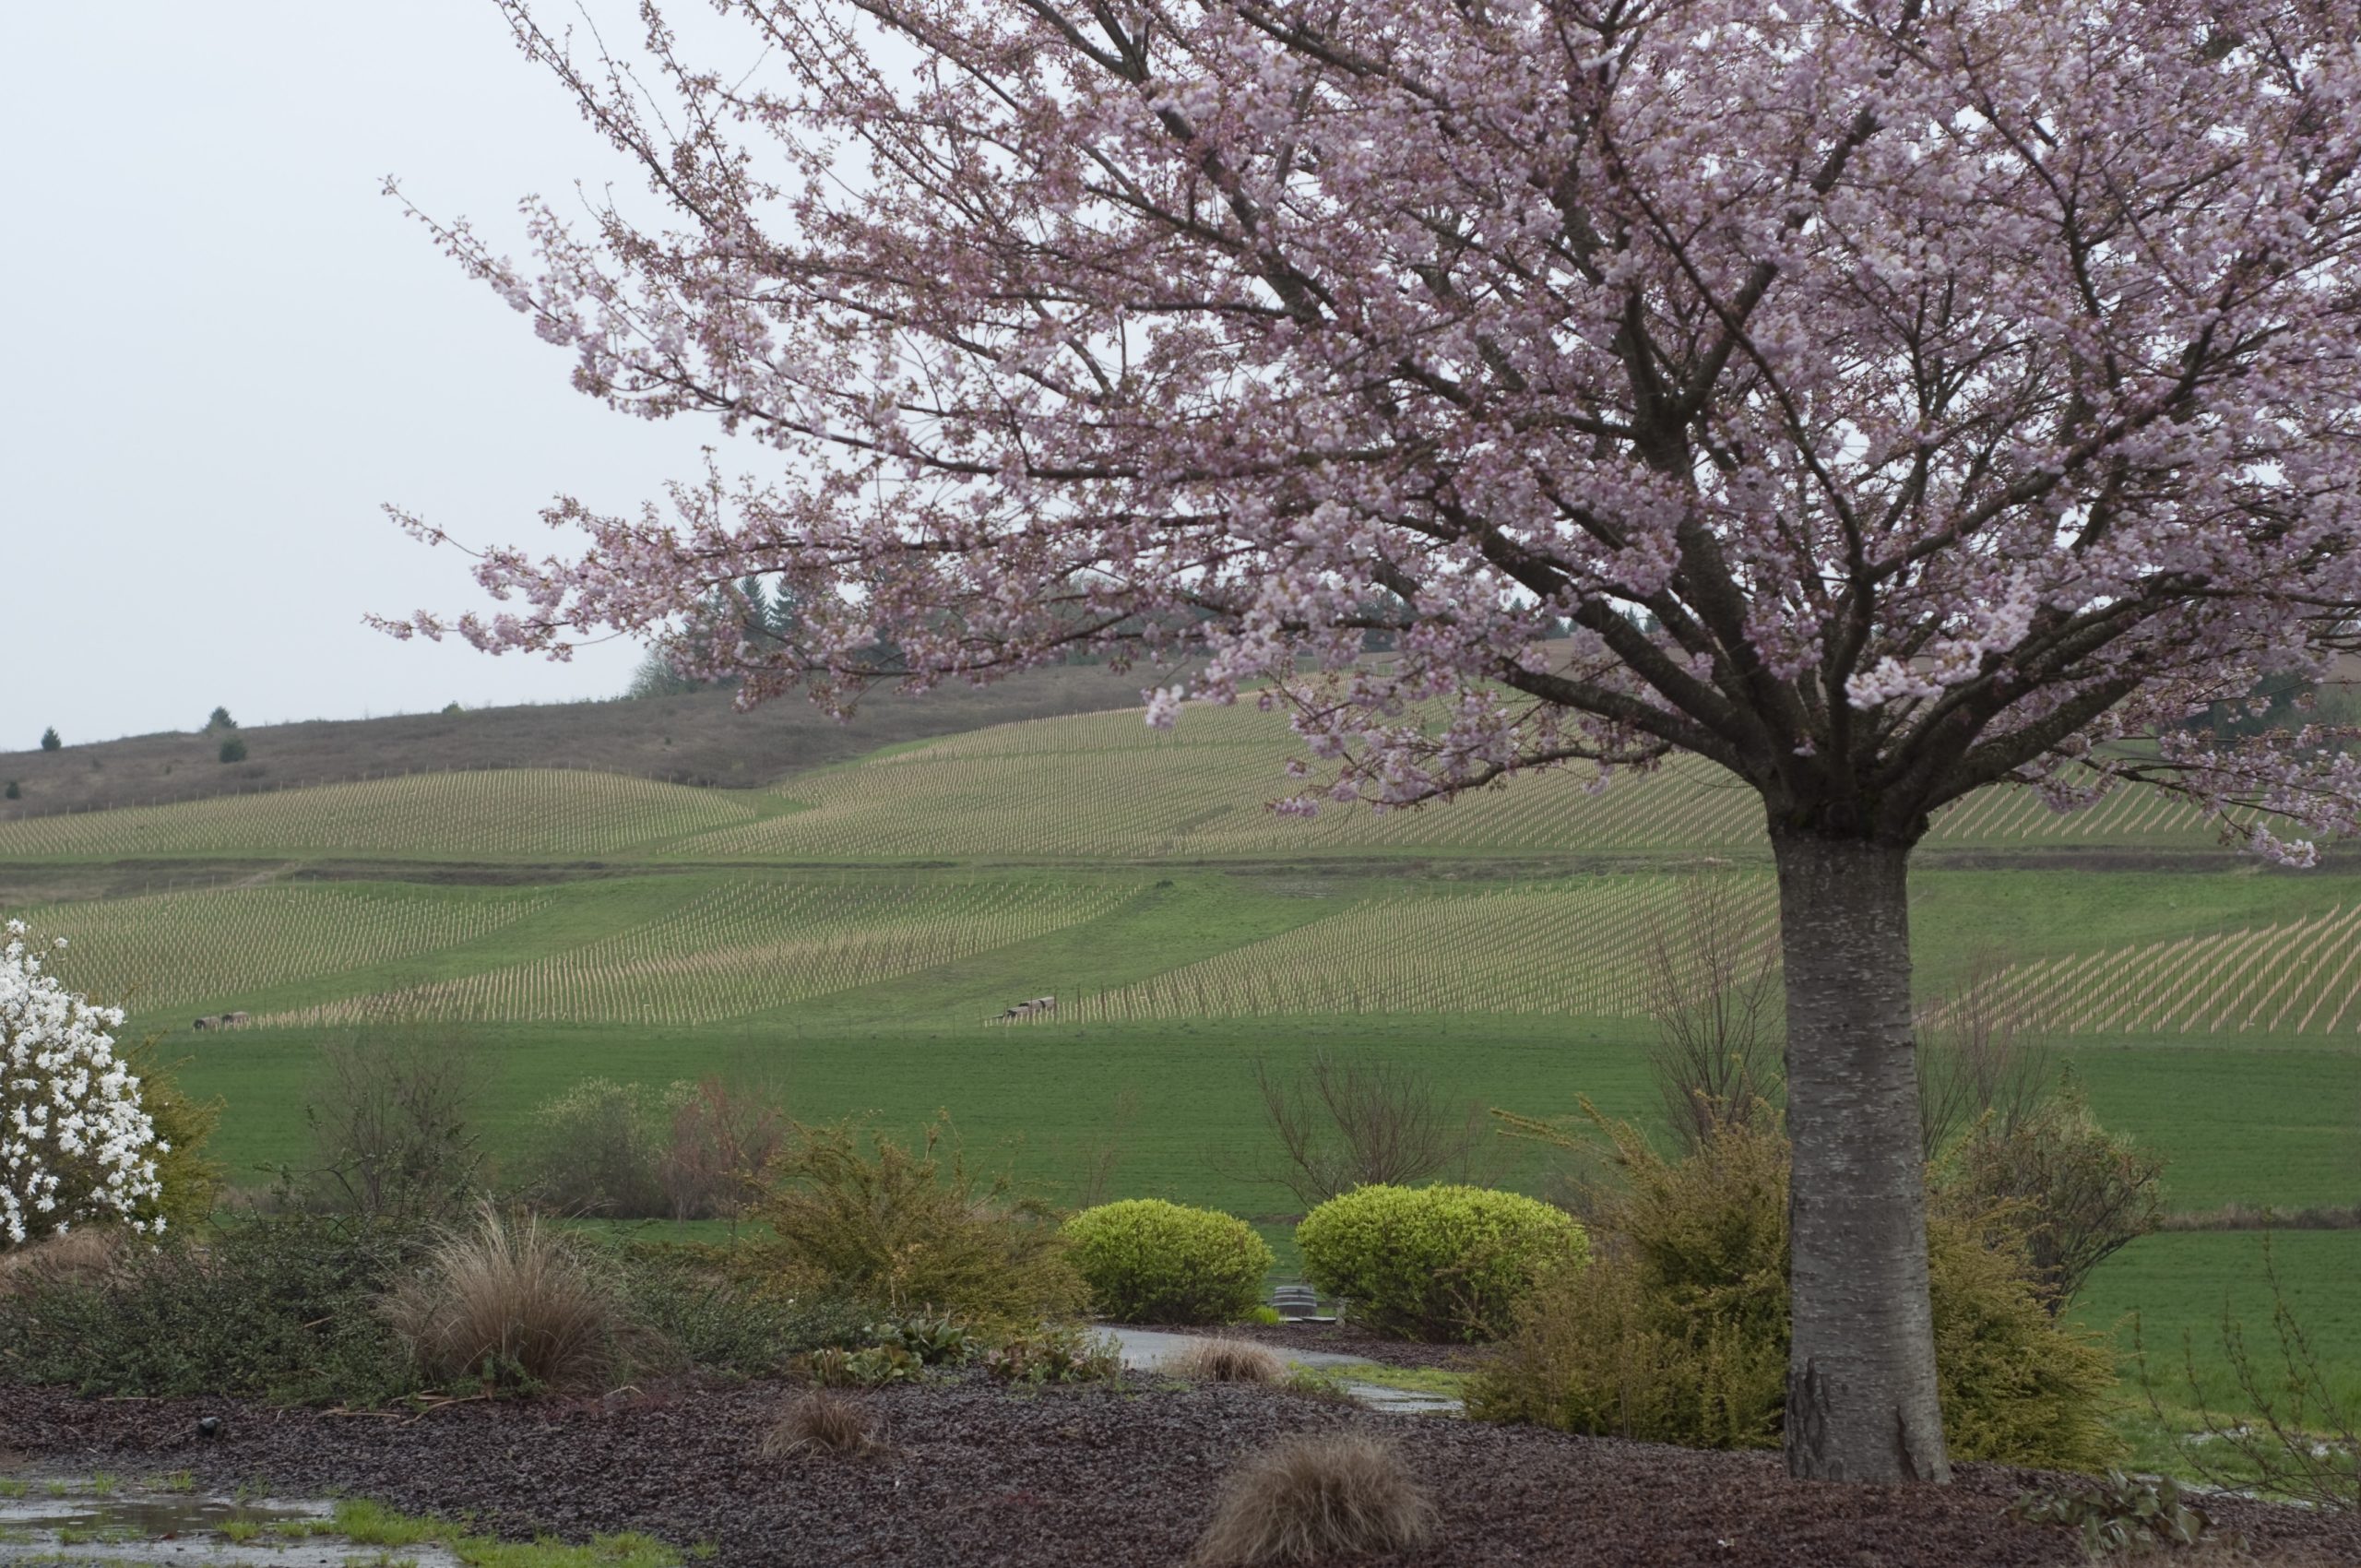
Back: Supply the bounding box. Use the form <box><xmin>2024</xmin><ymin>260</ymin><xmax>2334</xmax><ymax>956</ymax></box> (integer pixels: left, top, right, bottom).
<box><xmin>6</xmin><ymin>1377</ymin><xmax>2355</xmax><ymax>1568</ymax></box>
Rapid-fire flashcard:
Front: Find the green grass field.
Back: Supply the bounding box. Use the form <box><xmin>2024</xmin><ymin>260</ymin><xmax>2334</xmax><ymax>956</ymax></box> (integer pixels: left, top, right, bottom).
<box><xmin>7</xmin><ymin>697</ymin><xmax>2359</xmax><ymax>1468</ymax></box>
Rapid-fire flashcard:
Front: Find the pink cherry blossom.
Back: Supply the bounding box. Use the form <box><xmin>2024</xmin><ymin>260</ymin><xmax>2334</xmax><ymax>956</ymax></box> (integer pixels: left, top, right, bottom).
<box><xmin>389</xmin><ymin>0</ymin><xmax>2361</xmax><ymax>1484</ymax></box>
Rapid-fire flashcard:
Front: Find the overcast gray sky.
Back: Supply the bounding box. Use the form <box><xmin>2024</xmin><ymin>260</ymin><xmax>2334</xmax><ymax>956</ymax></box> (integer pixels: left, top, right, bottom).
<box><xmin>1</xmin><ymin>3</ymin><xmax>749</xmax><ymax>747</ymax></box>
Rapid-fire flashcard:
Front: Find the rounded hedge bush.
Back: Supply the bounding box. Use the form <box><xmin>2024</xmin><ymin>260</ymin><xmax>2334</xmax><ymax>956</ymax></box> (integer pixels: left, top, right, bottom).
<box><xmin>1297</xmin><ymin>1184</ymin><xmax>1586</xmax><ymax>1342</ymax></box>
<box><xmin>1063</xmin><ymin>1199</ymin><xmax>1275</xmax><ymax>1324</ymax></box>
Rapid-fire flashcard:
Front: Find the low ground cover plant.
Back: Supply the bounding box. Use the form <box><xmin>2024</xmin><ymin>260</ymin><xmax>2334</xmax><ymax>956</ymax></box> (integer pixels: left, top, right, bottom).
<box><xmin>1296</xmin><ymin>1183</ymin><xmax>1586</xmax><ymax>1341</ymax></box>
<box><xmin>0</xmin><ymin>1213</ymin><xmax>908</xmax><ymax>1404</ymax></box>
<box><xmin>1469</xmin><ymin>1113</ymin><xmax>2120</xmax><ymax>1470</ymax></box>
<box><xmin>1064</xmin><ymin>1198</ymin><xmax>1273</xmax><ymax>1324</ymax></box>
<box><xmin>0</xmin><ymin>1213</ymin><xmax>425</xmax><ymax>1405</ymax></box>
<box><xmin>600</xmin><ymin>1241</ymin><xmax>876</xmax><ymax>1376</ymax></box>
<box><xmin>982</xmin><ymin>1323</ymin><xmax>1122</xmax><ymax>1385</ymax></box>
<box><xmin>2010</xmin><ymin>1471</ymin><xmax>2229</xmax><ymax>1559</ymax></box>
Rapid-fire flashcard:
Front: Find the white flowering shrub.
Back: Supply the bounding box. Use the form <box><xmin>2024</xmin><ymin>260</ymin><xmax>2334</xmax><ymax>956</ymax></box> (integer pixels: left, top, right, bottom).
<box><xmin>3</xmin><ymin>919</ymin><xmax>163</xmax><ymax>1246</ymax></box>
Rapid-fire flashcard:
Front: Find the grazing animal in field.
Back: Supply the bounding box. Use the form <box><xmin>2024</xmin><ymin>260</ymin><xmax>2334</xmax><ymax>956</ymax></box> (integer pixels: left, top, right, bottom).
<box><xmin>192</xmin><ymin>1016</ymin><xmax>213</xmax><ymax>1031</ymax></box>
<box><xmin>223</xmin><ymin>1011</ymin><xmax>250</xmax><ymax>1028</ymax></box>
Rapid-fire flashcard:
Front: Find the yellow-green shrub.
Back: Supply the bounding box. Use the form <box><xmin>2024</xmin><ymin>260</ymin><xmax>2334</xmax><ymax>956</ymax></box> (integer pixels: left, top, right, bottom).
<box><xmin>1466</xmin><ymin>1113</ymin><xmax>2120</xmax><ymax>1471</ymax></box>
<box><xmin>758</xmin><ymin>1118</ymin><xmax>1085</xmax><ymax>1329</ymax></box>
<box><xmin>1295</xmin><ymin>1184</ymin><xmax>1586</xmax><ymax>1341</ymax></box>
<box><xmin>1064</xmin><ymin>1200</ymin><xmax>1273</xmax><ymax>1324</ymax></box>
<box><xmin>124</xmin><ymin>1039</ymin><xmax>224</xmax><ymax>1233</ymax></box>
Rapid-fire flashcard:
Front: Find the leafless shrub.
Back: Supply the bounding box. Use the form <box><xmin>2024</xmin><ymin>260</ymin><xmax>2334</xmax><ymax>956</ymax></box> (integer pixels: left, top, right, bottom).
<box><xmin>658</xmin><ymin>1075</ymin><xmax>787</xmax><ymax>1221</ymax></box>
<box><xmin>1939</xmin><ymin>1075</ymin><xmax>2165</xmax><ymax>1313</ymax></box>
<box><xmin>1253</xmin><ymin>1049</ymin><xmax>1493</xmax><ymax>1210</ymax></box>
<box><xmin>381</xmin><ymin>1203</ymin><xmax>635</xmax><ymax>1392</ymax></box>
<box><xmin>302</xmin><ymin>1025</ymin><xmax>483</xmax><ymax>1222</ymax></box>
<box><xmin>1072</xmin><ymin>1087</ymin><xmax>1140</xmax><ymax>1209</ymax></box>
<box><xmin>761</xmin><ymin>1389</ymin><xmax>883</xmax><ymax>1458</ymax></box>
<box><xmin>2139</xmin><ymin>1235</ymin><xmax>2359</xmax><ymax>1513</ymax></box>
<box><xmin>1191</xmin><ymin>1432</ymin><xmax>1438</xmax><ymax>1566</ymax></box>
<box><xmin>1174</xmin><ymin>1336</ymin><xmax>1286</xmax><ymax>1384</ymax></box>
<box><xmin>1643</xmin><ymin>875</ymin><xmax>1784</xmax><ymax>1150</ymax></box>
<box><xmin>1917</xmin><ymin>951</ymin><xmax>2055</xmax><ymax>1159</ymax></box>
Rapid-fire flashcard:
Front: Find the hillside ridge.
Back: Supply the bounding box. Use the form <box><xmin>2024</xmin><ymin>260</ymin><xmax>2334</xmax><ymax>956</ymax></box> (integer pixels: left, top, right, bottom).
<box><xmin>0</xmin><ymin>666</ymin><xmax>1145</xmax><ymax>821</ymax></box>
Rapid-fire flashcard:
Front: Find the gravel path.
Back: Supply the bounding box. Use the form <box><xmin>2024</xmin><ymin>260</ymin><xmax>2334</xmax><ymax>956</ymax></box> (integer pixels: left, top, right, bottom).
<box><xmin>1154</xmin><ymin>1320</ymin><xmax>1489</xmax><ymax>1372</ymax></box>
<box><xmin>7</xmin><ymin>1377</ymin><xmax>2355</xmax><ymax>1568</ymax></box>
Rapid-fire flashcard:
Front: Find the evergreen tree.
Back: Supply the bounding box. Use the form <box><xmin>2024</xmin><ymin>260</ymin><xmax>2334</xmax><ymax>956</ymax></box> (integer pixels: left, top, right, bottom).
<box><xmin>38</xmin><ymin>728</ymin><xmax>59</xmax><ymax>753</ymax></box>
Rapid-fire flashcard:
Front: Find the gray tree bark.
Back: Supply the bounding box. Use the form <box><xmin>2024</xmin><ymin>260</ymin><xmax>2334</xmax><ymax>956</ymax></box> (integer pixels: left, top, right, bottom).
<box><xmin>1774</xmin><ymin>829</ymin><xmax>1951</xmax><ymax>1483</ymax></box>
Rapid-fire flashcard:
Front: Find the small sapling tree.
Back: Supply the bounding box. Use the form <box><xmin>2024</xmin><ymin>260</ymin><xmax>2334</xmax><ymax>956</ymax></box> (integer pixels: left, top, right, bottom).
<box><xmin>387</xmin><ymin>1</ymin><xmax>2361</xmax><ymax>1482</ymax></box>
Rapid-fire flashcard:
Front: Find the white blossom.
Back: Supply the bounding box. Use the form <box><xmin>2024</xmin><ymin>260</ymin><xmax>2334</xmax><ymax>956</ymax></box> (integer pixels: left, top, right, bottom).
<box><xmin>2</xmin><ymin>919</ymin><xmax>162</xmax><ymax>1247</ymax></box>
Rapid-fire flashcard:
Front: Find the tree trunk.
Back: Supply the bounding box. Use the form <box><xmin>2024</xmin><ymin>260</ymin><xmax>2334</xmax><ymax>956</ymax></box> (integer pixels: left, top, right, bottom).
<box><xmin>1773</xmin><ymin>830</ymin><xmax>1951</xmax><ymax>1483</ymax></box>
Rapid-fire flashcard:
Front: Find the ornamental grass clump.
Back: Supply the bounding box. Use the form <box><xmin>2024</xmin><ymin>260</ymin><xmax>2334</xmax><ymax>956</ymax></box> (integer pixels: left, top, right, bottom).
<box><xmin>1190</xmin><ymin>1432</ymin><xmax>1437</xmax><ymax>1567</ymax></box>
<box><xmin>1173</xmin><ymin>1336</ymin><xmax>1285</xmax><ymax>1384</ymax></box>
<box><xmin>1</xmin><ymin>921</ymin><xmax>163</xmax><ymax>1247</ymax></box>
<box><xmin>762</xmin><ymin>1389</ymin><xmax>882</xmax><ymax>1459</ymax></box>
<box><xmin>1063</xmin><ymin>1199</ymin><xmax>1274</xmax><ymax>1324</ymax></box>
<box><xmin>1295</xmin><ymin>1184</ymin><xmax>1585</xmax><ymax>1341</ymax></box>
<box><xmin>381</xmin><ymin>1204</ymin><xmax>637</xmax><ymax>1393</ymax></box>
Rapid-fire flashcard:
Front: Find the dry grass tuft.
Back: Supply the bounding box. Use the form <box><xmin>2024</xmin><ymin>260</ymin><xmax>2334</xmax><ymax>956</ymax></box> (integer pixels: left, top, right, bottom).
<box><xmin>761</xmin><ymin>1389</ymin><xmax>883</xmax><ymax>1459</ymax></box>
<box><xmin>1191</xmin><ymin>1431</ymin><xmax>1437</xmax><ymax>1566</ymax></box>
<box><xmin>381</xmin><ymin>1203</ymin><xmax>631</xmax><ymax>1392</ymax></box>
<box><xmin>1174</xmin><ymin>1337</ymin><xmax>1286</xmax><ymax>1384</ymax></box>
<box><xmin>0</xmin><ymin>1229</ymin><xmax>123</xmax><ymax>1299</ymax></box>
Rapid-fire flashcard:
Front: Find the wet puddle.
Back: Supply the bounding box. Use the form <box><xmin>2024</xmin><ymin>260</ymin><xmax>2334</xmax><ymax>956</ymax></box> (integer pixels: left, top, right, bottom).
<box><xmin>0</xmin><ymin>1474</ymin><xmax>463</xmax><ymax>1567</ymax></box>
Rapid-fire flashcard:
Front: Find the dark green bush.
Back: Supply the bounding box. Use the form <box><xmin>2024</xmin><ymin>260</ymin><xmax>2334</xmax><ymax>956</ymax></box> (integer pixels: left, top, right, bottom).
<box><xmin>217</xmin><ymin>735</ymin><xmax>248</xmax><ymax>765</ymax></box>
<box><xmin>1468</xmin><ymin>1114</ymin><xmax>2120</xmax><ymax>1471</ymax></box>
<box><xmin>0</xmin><ymin>1215</ymin><xmax>424</xmax><ymax>1406</ymax></box>
<box><xmin>758</xmin><ymin>1118</ymin><xmax>1085</xmax><ymax>1329</ymax></box>
<box><xmin>517</xmin><ymin>1079</ymin><xmax>667</xmax><ymax>1218</ymax></box>
<box><xmin>1296</xmin><ymin>1183</ymin><xmax>1586</xmax><ymax>1341</ymax></box>
<box><xmin>1064</xmin><ymin>1199</ymin><xmax>1273</xmax><ymax>1324</ymax></box>
<box><xmin>599</xmin><ymin>1241</ymin><xmax>876</xmax><ymax>1376</ymax></box>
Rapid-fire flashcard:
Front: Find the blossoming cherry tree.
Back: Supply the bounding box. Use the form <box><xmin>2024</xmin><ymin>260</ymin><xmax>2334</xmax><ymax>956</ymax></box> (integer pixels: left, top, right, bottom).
<box><xmin>387</xmin><ymin>0</ymin><xmax>2361</xmax><ymax>1483</ymax></box>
